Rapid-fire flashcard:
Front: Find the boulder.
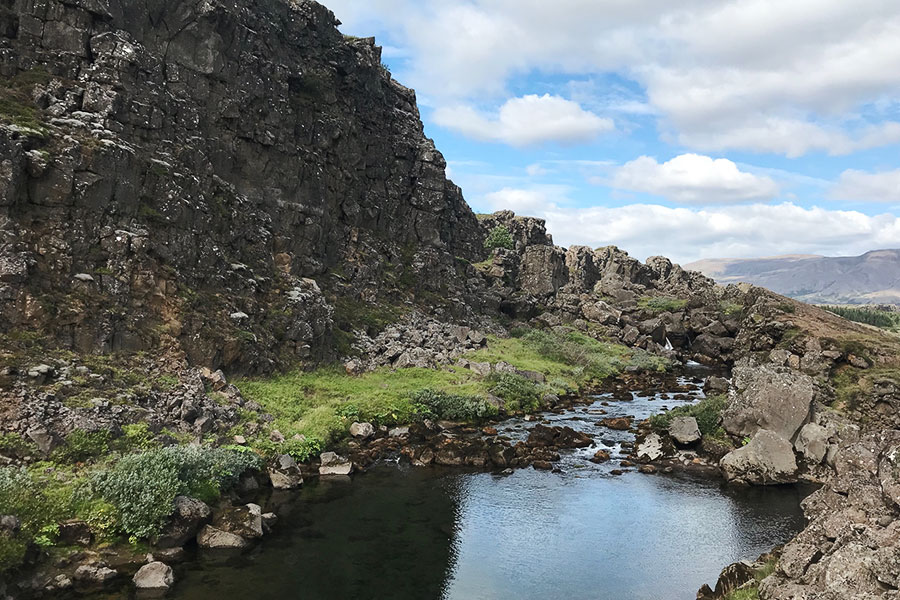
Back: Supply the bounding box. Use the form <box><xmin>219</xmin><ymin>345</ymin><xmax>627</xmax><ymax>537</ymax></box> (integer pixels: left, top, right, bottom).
<box><xmin>73</xmin><ymin>564</ymin><xmax>117</xmax><ymax>583</ymax></box>
<box><xmin>58</xmin><ymin>519</ymin><xmax>93</xmax><ymax>546</ymax></box>
<box><xmin>794</xmin><ymin>422</ymin><xmax>829</xmax><ymax>464</ymax></box>
<box><xmin>722</xmin><ymin>362</ymin><xmax>815</xmax><ymax>440</ymax></box>
<box><xmin>720</xmin><ymin>429</ymin><xmax>798</xmax><ymax>484</ymax></box>
<box><xmin>635</xmin><ymin>433</ymin><xmax>664</xmax><ymax>461</ymax></box>
<box><xmin>598</xmin><ymin>417</ymin><xmax>632</xmax><ymax>431</ymax></box>
<box><xmin>268</xmin><ymin>454</ymin><xmax>303</xmax><ymax>490</ymax></box>
<box><xmin>526</xmin><ymin>424</ymin><xmax>592</xmax><ymax>448</ymax></box>
<box><xmin>349</xmin><ymin>421</ymin><xmax>375</xmax><ymax>439</ymax></box>
<box><xmin>704</xmin><ymin>376</ymin><xmax>730</xmax><ymax>394</ymax></box>
<box><xmin>711</xmin><ymin>561</ymin><xmax>756</xmax><ymax>598</ymax></box>
<box><xmin>668</xmin><ymin>416</ymin><xmax>701</xmax><ymax>445</ymax></box>
<box><xmin>133</xmin><ymin>562</ymin><xmax>174</xmax><ymax>591</ymax></box>
<box><xmin>319</xmin><ymin>451</ymin><xmax>353</xmax><ymax>476</ymax></box>
<box><xmin>156</xmin><ymin>496</ymin><xmax>211</xmax><ymax>548</ymax></box>
<box><xmin>196</xmin><ymin>525</ymin><xmax>249</xmax><ymax>549</ymax></box>
<box><xmin>211</xmin><ymin>504</ymin><xmax>263</xmax><ymax>539</ymax></box>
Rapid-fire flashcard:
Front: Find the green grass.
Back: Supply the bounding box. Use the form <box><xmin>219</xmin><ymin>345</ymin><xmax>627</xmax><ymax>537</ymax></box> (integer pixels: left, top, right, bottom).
<box><xmin>638</xmin><ymin>296</ymin><xmax>688</xmax><ymax>314</ymax></box>
<box><xmin>237</xmin><ymin>326</ymin><xmax>667</xmax><ymax>447</ymax></box>
<box><xmin>237</xmin><ymin>366</ymin><xmax>483</xmax><ymax>445</ymax></box>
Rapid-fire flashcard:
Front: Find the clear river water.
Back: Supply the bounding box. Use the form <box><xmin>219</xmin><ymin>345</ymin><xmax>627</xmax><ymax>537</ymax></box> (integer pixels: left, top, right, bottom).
<box><xmin>162</xmin><ymin>368</ymin><xmax>814</xmax><ymax>600</ymax></box>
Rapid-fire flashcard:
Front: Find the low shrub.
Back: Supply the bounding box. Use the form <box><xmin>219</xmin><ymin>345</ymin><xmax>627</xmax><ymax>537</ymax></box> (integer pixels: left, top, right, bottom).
<box><xmin>0</xmin><ymin>433</ymin><xmax>35</xmax><ymax>459</ymax></box>
<box><xmin>488</xmin><ymin>373</ymin><xmax>542</xmax><ymax>413</ymax></box>
<box><xmin>91</xmin><ymin>446</ymin><xmax>261</xmax><ymax>538</ymax></box>
<box><xmin>648</xmin><ymin>394</ymin><xmax>727</xmax><ymax>436</ymax></box>
<box><xmin>410</xmin><ymin>389</ymin><xmax>498</xmax><ymax>421</ymax></box>
<box><xmin>483</xmin><ymin>225</ymin><xmax>514</xmax><ymax>251</ymax></box>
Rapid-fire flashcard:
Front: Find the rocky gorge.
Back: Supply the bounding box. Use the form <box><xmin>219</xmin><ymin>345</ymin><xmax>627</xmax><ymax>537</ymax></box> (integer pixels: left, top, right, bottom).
<box><xmin>1</xmin><ymin>0</ymin><xmax>899</xmax><ymax>598</ymax></box>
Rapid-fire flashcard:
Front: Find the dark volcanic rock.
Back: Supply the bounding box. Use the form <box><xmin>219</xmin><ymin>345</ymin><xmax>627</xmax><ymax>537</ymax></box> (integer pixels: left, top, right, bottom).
<box><xmin>0</xmin><ymin>0</ymin><xmax>483</xmax><ymax>372</ymax></box>
<box><xmin>526</xmin><ymin>424</ymin><xmax>593</xmax><ymax>449</ymax></box>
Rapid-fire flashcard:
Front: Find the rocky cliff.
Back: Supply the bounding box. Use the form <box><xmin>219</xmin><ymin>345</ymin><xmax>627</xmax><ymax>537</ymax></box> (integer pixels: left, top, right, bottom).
<box><xmin>0</xmin><ymin>0</ymin><xmax>482</xmax><ymax>372</ymax></box>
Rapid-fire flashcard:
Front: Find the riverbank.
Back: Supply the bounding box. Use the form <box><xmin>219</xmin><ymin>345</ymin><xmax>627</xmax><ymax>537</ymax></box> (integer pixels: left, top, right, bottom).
<box><xmin>84</xmin><ymin>366</ymin><xmax>816</xmax><ymax>600</ymax></box>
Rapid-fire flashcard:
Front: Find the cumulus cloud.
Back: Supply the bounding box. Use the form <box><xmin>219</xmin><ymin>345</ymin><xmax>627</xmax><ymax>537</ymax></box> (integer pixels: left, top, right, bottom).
<box><xmin>832</xmin><ymin>169</ymin><xmax>900</xmax><ymax>203</ymax></box>
<box><xmin>608</xmin><ymin>154</ymin><xmax>779</xmax><ymax>204</ymax></box>
<box><xmin>327</xmin><ymin>0</ymin><xmax>900</xmax><ymax>157</ymax></box>
<box><xmin>432</xmin><ymin>95</ymin><xmax>613</xmax><ymax>146</ymax></box>
<box><xmin>483</xmin><ymin>185</ymin><xmax>573</xmax><ymax>214</ymax></box>
<box><xmin>471</xmin><ymin>184</ymin><xmax>900</xmax><ymax>263</ymax></box>
<box><xmin>543</xmin><ymin>203</ymin><xmax>900</xmax><ymax>264</ymax></box>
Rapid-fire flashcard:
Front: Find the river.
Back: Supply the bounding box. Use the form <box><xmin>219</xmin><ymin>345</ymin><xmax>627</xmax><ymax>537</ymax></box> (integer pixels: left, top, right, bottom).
<box><xmin>168</xmin><ymin>369</ymin><xmax>814</xmax><ymax>600</ymax></box>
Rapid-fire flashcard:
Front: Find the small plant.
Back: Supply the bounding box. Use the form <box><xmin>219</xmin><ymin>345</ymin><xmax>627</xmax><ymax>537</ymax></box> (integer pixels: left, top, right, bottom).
<box><xmin>483</xmin><ymin>225</ymin><xmax>514</xmax><ymax>251</ymax></box>
<box><xmin>638</xmin><ymin>296</ymin><xmax>688</xmax><ymax>314</ymax></box>
<box><xmin>51</xmin><ymin>430</ymin><xmax>111</xmax><ymax>464</ymax></box>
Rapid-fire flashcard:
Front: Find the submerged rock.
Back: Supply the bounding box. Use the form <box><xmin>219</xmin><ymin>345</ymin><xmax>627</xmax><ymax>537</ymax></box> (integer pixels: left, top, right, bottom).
<box><xmin>211</xmin><ymin>504</ymin><xmax>263</xmax><ymax>539</ymax></box>
<box><xmin>597</xmin><ymin>417</ymin><xmax>632</xmax><ymax>431</ymax></box>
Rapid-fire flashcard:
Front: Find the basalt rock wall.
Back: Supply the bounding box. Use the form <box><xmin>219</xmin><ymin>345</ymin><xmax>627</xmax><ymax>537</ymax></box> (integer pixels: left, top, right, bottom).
<box><xmin>0</xmin><ymin>0</ymin><xmax>482</xmax><ymax>371</ymax></box>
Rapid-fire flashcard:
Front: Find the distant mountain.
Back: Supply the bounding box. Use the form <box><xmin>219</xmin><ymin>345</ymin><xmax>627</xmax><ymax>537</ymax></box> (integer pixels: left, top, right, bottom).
<box><xmin>686</xmin><ymin>249</ymin><xmax>900</xmax><ymax>304</ymax></box>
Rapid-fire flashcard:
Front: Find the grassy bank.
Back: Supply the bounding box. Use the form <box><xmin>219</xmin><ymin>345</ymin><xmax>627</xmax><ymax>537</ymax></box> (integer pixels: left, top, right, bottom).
<box><xmin>236</xmin><ymin>327</ymin><xmax>668</xmax><ymax>454</ymax></box>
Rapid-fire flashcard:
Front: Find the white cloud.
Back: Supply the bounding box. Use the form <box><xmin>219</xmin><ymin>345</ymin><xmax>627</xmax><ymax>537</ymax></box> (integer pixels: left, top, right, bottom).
<box><xmin>833</xmin><ymin>168</ymin><xmax>900</xmax><ymax>203</ymax></box>
<box><xmin>471</xmin><ymin>184</ymin><xmax>900</xmax><ymax>262</ymax></box>
<box><xmin>609</xmin><ymin>154</ymin><xmax>779</xmax><ymax>204</ymax></box>
<box><xmin>483</xmin><ymin>185</ymin><xmax>573</xmax><ymax>214</ymax></box>
<box><xmin>432</xmin><ymin>94</ymin><xmax>613</xmax><ymax>146</ymax></box>
<box><xmin>326</xmin><ymin>0</ymin><xmax>900</xmax><ymax>157</ymax></box>
<box><xmin>542</xmin><ymin>203</ymin><xmax>900</xmax><ymax>264</ymax></box>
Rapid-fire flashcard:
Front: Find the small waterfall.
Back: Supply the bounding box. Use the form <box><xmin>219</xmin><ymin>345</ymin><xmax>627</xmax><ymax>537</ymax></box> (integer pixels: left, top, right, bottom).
<box><xmin>664</xmin><ymin>337</ymin><xmax>674</xmax><ymax>351</ymax></box>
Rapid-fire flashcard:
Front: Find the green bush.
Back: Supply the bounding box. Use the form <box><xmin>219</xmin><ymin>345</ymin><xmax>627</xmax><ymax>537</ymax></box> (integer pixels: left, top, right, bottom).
<box><xmin>91</xmin><ymin>446</ymin><xmax>261</xmax><ymax>538</ymax></box>
<box><xmin>488</xmin><ymin>373</ymin><xmax>542</xmax><ymax>413</ymax></box>
<box><xmin>649</xmin><ymin>394</ymin><xmax>727</xmax><ymax>435</ymax></box>
<box><xmin>520</xmin><ymin>328</ymin><xmax>626</xmax><ymax>380</ymax></box>
<box><xmin>483</xmin><ymin>225</ymin><xmax>514</xmax><ymax>251</ymax></box>
<box><xmin>51</xmin><ymin>430</ymin><xmax>111</xmax><ymax>463</ymax></box>
<box><xmin>410</xmin><ymin>389</ymin><xmax>498</xmax><ymax>421</ymax></box>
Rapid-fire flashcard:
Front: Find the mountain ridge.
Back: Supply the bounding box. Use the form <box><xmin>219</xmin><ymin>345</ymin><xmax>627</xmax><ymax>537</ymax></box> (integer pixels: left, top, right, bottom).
<box><xmin>686</xmin><ymin>248</ymin><xmax>900</xmax><ymax>304</ymax></box>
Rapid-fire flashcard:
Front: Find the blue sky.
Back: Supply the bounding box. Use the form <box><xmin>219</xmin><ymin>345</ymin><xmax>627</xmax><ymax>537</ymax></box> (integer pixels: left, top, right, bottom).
<box><xmin>326</xmin><ymin>0</ymin><xmax>900</xmax><ymax>264</ymax></box>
